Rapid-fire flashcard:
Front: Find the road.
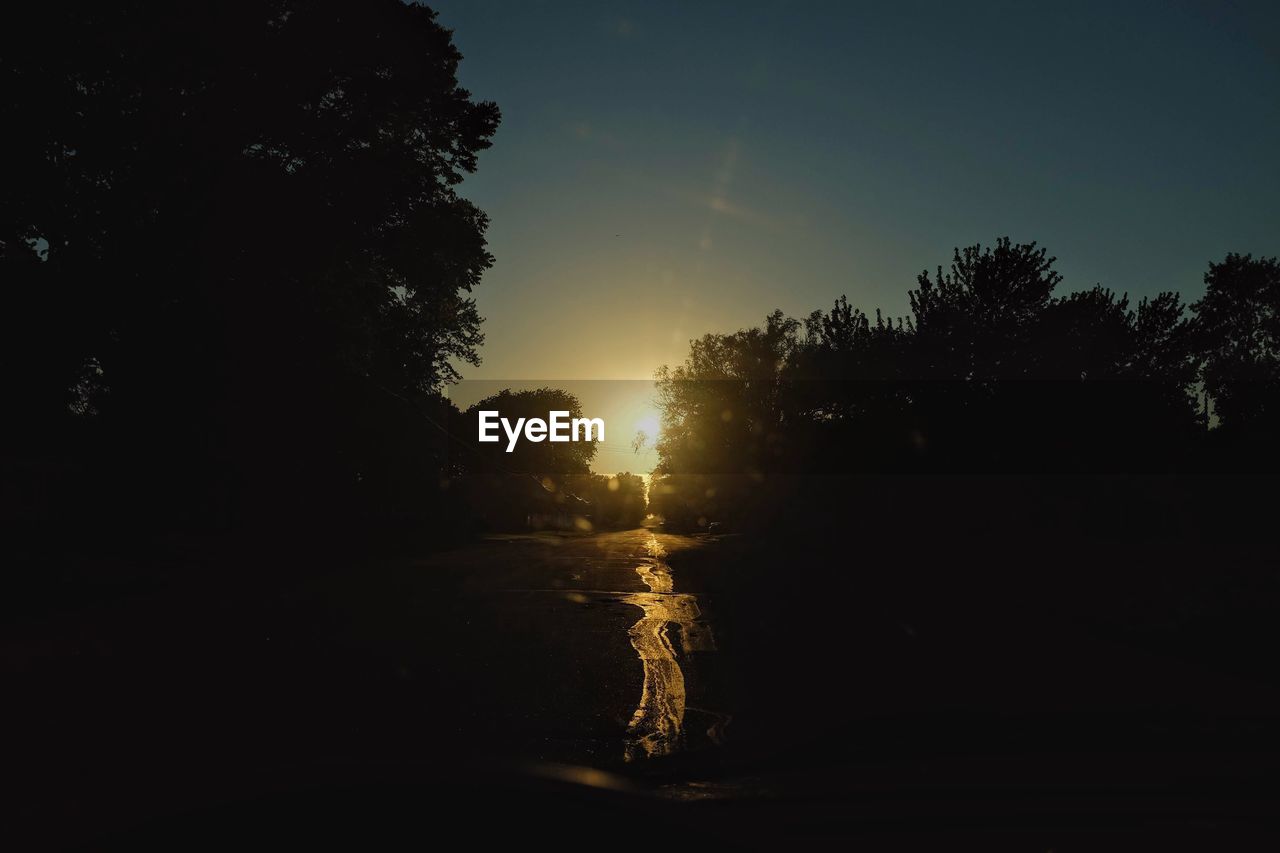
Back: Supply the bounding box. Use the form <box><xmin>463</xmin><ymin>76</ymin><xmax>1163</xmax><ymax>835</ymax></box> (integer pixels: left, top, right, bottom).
<box><xmin>13</xmin><ymin>526</ymin><xmax>1280</xmax><ymax>843</ymax></box>
<box><xmin>390</xmin><ymin>527</ymin><xmax>729</xmax><ymax>766</ymax></box>
<box><xmin>10</xmin><ymin>527</ymin><xmax>737</xmax><ymax>842</ymax></box>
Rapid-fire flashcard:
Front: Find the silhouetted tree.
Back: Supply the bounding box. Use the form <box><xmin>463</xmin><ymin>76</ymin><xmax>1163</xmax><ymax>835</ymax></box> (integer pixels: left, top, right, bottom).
<box><xmin>785</xmin><ymin>297</ymin><xmax>915</xmax><ymax>471</ymax></box>
<box><xmin>2</xmin><ymin>2</ymin><xmax>499</xmax><ymax>531</ymax></box>
<box><xmin>566</xmin><ymin>472</ymin><xmax>648</xmax><ymax>529</ymax></box>
<box><xmin>1192</xmin><ymin>253</ymin><xmax>1280</xmax><ymax>434</ymax></box>
<box><xmin>653</xmin><ymin>238</ymin><xmax>1213</xmax><ymax>523</ymax></box>
<box><xmin>909</xmin><ymin>238</ymin><xmax>1061</xmax><ymax>381</ymax></box>
<box><xmin>655</xmin><ymin>310</ymin><xmax>802</xmax><ymax>477</ymax></box>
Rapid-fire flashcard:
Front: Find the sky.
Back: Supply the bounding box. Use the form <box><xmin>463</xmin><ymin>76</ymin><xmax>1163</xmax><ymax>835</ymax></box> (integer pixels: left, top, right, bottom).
<box><xmin>432</xmin><ymin>0</ymin><xmax>1279</xmax><ymax>469</ymax></box>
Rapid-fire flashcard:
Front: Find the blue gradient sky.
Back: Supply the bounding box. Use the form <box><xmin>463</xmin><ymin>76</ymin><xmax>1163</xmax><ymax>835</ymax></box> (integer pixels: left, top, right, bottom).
<box><xmin>430</xmin><ymin>0</ymin><xmax>1279</xmax><ymax>383</ymax></box>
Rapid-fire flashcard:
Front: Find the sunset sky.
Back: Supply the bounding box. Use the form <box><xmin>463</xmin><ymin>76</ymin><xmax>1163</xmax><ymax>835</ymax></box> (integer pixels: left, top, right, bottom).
<box><xmin>436</xmin><ymin>0</ymin><xmax>1279</xmax><ymax>452</ymax></box>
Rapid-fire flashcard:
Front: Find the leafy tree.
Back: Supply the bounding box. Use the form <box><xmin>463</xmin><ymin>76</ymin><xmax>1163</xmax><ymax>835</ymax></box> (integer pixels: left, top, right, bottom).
<box><xmin>566</xmin><ymin>472</ymin><xmax>648</xmax><ymax>529</ymax></box>
<box><xmin>653</xmin><ymin>238</ymin><xmax>1207</xmax><ymax>499</ymax></box>
<box><xmin>903</xmin><ymin>240</ymin><xmax>1197</xmax><ymax>471</ymax></box>
<box><xmin>655</xmin><ymin>310</ymin><xmax>802</xmax><ymax>477</ymax></box>
<box><xmin>1</xmin><ymin>2</ymin><xmax>499</xmax><ymax>526</ymax></box>
<box><xmin>785</xmin><ymin>297</ymin><xmax>914</xmax><ymax>465</ymax></box>
<box><xmin>1022</xmin><ymin>287</ymin><xmax>1199</xmax><ymax>471</ymax></box>
<box><xmin>909</xmin><ymin>238</ymin><xmax>1061</xmax><ymax>381</ymax></box>
<box><xmin>1192</xmin><ymin>253</ymin><xmax>1280</xmax><ymax>432</ymax></box>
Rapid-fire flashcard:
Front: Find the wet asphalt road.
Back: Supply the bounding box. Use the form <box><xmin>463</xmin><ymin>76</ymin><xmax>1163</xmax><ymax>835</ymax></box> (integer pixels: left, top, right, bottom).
<box><xmin>13</xmin><ymin>527</ymin><xmax>1280</xmax><ymax>843</ymax></box>
<box><xmin>358</xmin><ymin>527</ymin><xmax>728</xmax><ymax>767</ymax></box>
<box><xmin>10</xmin><ymin>528</ymin><xmax>730</xmax><ymax>842</ymax></box>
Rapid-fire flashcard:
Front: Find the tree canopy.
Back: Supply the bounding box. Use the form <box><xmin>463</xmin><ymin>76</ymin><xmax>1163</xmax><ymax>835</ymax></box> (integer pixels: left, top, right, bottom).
<box><xmin>1193</xmin><ymin>254</ymin><xmax>1280</xmax><ymax>434</ymax></box>
<box><xmin>2</xmin><ymin>1</ymin><xmax>499</xmax><ymax>525</ymax></box>
<box><xmin>652</xmin><ymin>239</ymin><xmax>1270</xmax><ymax>527</ymax></box>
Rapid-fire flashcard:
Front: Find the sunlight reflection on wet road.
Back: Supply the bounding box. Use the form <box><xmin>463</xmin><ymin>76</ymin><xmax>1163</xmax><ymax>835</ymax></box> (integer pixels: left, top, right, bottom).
<box><xmin>622</xmin><ymin>533</ymin><xmax>720</xmax><ymax>761</ymax></box>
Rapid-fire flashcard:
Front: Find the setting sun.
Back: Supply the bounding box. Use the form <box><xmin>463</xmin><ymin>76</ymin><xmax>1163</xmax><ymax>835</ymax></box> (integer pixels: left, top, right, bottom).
<box><xmin>634</xmin><ymin>410</ymin><xmax>661</xmax><ymax>438</ymax></box>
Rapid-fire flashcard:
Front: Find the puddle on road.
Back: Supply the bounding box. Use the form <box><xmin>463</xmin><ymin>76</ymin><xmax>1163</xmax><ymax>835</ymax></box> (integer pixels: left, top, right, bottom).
<box><xmin>622</xmin><ymin>533</ymin><xmax>724</xmax><ymax>761</ymax></box>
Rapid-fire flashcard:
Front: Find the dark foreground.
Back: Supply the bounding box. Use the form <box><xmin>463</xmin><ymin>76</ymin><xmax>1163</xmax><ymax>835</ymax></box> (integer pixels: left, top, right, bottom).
<box><xmin>8</xmin><ymin>525</ymin><xmax>1280</xmax><ymax>846</ymax></box>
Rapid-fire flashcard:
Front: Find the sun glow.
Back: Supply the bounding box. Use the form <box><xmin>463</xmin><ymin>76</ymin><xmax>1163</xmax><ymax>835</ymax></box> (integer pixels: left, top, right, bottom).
<box><xmin>635</xmin><ymin>410</ymin><xmax>661</xmax><ymax>438</ymax></box>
